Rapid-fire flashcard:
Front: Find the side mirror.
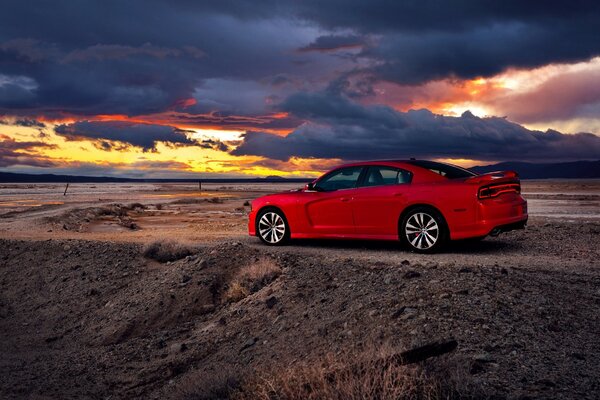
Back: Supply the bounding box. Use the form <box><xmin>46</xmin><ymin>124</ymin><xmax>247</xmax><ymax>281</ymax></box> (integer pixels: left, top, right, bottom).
<box><xmin>305</xmin><ymin>182</ymin><xmax>315</xmax><ymax>191</ymax></box>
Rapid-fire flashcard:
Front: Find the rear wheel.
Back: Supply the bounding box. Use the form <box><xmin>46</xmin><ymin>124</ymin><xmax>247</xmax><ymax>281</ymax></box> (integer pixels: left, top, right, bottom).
<box><xmin>256</xmin><ymin>209</ymin><xmax>290</xmax><ymax>245</ymax></box>
<box><xmin>400</xmin><ymin>207</ymin><xmax>447</xmax><ymax>253</ymax></box>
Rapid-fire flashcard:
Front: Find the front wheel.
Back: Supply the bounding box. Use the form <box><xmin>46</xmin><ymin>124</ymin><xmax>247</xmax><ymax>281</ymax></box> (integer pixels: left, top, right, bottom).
<box><xmin>400</xmin><ymin>207</ymin><xmax>447</xmax><ymax>253</ymax></box>
<box><xmin>256</xmin><ymin>209</ymin><xmax>290</xmax><ymax>245</ymax></box>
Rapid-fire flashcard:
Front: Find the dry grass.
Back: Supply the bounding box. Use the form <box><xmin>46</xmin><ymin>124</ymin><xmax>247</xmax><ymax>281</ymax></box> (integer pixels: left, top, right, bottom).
<box><xmin>142</xmin><ymin>240</ymin><xmax>195</xmax><ymax>263</ymax></box>
<box><xmin>171</xmin><ymin>197</ymin><xmax>224</xmax><ymax>205</ymax></box>
<box><xmin>225</xmin><ymin>258</ymin><xmax>281</xmax><ymax>302</ymax></box>
<box><xmin>226</xmin><ymin>281</ymin><xmax>250</xmax><ymax>302</ymax></box>
<box><xmin>176</xmin><ymin>346</ymin><xmax>477</xmax><ymax>400</ymax></box>
<box><xmin>237</xmin><ymin>352</ymin><xmax>475</xmax><ymax>400</ymax></box>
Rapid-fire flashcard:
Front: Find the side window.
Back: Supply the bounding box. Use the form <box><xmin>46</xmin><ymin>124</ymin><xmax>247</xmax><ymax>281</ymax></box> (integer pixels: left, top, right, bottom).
<box><xmin>361</xmin><ymin>166</ymin><xmax>412</xmax><ymax>187</ymax></box>
<box><xmin>316</xmin><ymin>166</ymin><xmax>363</xmax><ymax>191</ymax></box>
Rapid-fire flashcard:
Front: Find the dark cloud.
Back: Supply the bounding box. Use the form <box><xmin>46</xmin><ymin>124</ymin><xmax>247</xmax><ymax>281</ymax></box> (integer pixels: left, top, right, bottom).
<box><xmin>199</xmin><ymin>138</ymin><xmax>229</xmax><ymax>152</ymax></box>
<box><xmin>0</xmin><ymin>135</ymin><xmax>57</xmax><ymax>167</ymax></box>
<box><xmin>1</xmin><ymin>1</ymin><xmax>599</xmax><ymax>118</ymax></box>
<box><xmin>0</xmin><ymin>1</ymin><xmax>324</xmax><ymax>117</ymax></box>
<box><xmin>54</xmin><ymin>121</ymin><xmax>197</xmax><ymax>151</ymax></box>
<box><xmin>361</xmin><ymin>22</ymin><xmax>600</xmax><ymax>85</ymax></box>
<box><xmin>0</xmin><ymin>117</ymin><xmax>45</xmax><ymax>128</ymax></box>
<box><xmin>233</xmin><ymin>92</ymin><xmax>600</xmax><ymax>162</ymax></box>
<box><xmin>298</xmin><ymin>35</ymin><xmax>364</xmax><ymax>52</ymax></box>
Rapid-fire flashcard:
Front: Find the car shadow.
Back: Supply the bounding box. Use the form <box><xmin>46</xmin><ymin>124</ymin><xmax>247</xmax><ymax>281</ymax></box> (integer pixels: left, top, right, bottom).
<box><xmin>282</xmin><ymin>237</ymin><xmax>523</xmax><ymax>255</ymax></box>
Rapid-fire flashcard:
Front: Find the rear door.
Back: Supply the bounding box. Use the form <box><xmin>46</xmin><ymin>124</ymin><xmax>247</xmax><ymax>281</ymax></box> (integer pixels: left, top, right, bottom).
<box><xmin>301</xmin><ymin>166</ymin><xmax>364</xmax><ymax>235</ymax></box>
<box><xmin>352</xmin><ymin>166</ymin><xmax>412</xmax><ymax>237</ymax></box>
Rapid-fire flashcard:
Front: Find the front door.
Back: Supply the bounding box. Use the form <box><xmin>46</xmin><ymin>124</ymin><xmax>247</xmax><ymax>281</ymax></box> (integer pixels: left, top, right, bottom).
<box><xmin>302</xmin><ymin>166</ymin><xmax>364</xmax><ymax>236</ymax></box>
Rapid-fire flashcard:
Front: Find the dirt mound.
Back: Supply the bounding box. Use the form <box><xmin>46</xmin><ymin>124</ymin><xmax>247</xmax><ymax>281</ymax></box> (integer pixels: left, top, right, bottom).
<box><xmin>46</xmin><ymin>203</ymin><xmax>142</xmax><ymax>231</ymax></box>
<box><xmin>1</xmin><ymin>233</ymin><xmax>599</xmax><ymax>399</ymax></box>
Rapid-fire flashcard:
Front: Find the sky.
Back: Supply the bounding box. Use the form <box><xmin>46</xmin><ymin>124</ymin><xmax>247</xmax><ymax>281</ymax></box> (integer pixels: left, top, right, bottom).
<box><xmin>1</xmin><ymin>0</ymin><xmax>600</xmax><ymax>178</ymax></box>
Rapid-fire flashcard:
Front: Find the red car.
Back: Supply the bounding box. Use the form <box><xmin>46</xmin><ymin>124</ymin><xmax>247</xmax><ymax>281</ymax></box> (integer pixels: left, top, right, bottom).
<box><xmin>248</xmin><ymin>160</ymin><xmax>528</xmax><ymax>252</ymax></box>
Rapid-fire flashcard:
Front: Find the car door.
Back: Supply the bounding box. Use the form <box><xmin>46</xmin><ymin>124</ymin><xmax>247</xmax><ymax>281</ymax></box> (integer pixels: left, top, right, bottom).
<box><xmin>352</xmin><ymin>166</ymin><xmax>412</xmax><ymax>237</ymax></box>
<box><xmin>301</xmin><ymin>166</ymin><xmax>364</xmax><ymax>236</ymax></box>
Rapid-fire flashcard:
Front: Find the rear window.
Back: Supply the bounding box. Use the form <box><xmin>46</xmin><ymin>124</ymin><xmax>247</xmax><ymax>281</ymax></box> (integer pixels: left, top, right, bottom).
<box><xmin>406</xmin><ymin>160</ymin><xmax>476</xmax><ymax>179</ymax></box>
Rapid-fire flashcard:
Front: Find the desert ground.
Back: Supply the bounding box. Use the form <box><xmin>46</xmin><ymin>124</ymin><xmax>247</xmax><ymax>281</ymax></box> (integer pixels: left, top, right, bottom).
<box><xmin>0</xmin><ymin>180</ymin><xmax>599</xmax><ymax>399</ymax></box>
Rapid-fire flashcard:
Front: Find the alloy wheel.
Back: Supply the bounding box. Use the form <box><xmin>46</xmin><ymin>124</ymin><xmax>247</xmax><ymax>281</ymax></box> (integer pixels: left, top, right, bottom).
<box><xmin>258</xmin><ymin>212</ymin><xmax>286</xmax><ymax>244</ymax></box>
<box><xmin>404</xmin><ymin>212</ymin><xmax>439</xmax><ymax>250</ymax></box>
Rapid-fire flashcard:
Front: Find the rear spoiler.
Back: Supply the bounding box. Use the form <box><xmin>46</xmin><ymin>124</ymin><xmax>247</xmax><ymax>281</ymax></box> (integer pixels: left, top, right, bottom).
<box><xmin>466</xmin><ymin>170</ymin><xmax>519</xmax><ymax>185</ymax></box>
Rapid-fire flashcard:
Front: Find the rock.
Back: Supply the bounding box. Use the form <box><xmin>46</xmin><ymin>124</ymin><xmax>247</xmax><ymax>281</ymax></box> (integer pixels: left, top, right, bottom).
<box><xmin>473</xmin><ymin>352</ymin><xmax>495</xmax><ymax>362</ymax></box>
<box><xmin>470</xmin><ymin>361</ymin><xmax>485</xmax><ymax>375</ymax></box>
<box><xmin>240</xmin><ymin>337</ymin><xmax>257</xmax><ymax>352</ymax></box>
<box><xmin>197</xmin><ymin>258</ymin><xmax>208</xmax><ymax>268</ymax></box>
<box><xmin>63</xmin><ymin>244</ymin><xmax>71</xmax><ymax>251</ymax></box>
<box><xmin>401</xmin><ymin>260</ymin><xmax>410</xmax><ymax>266</ymax></box>
<box><xmin>181</xmin><ymin>275</ymin><xmax>192</xmax><ymax>284</ymax></box>
<box><xmin>571</xmin><ymin>352</ymin><xmax>585</xmax><ymax>360</ymax></box>
<box><xmin>265</xmin><ymin>296</ymin><xmax>278</xmax><ymax>309</ymax></box>
<box><xmin>170</xmin><ymin>342</ymin><xmax>187</xmax><ymax>353</ymax></box>
<box><xmin>391</xmin><ymin>307</ymin><xmax>406</xmax><ymax>318</ymax></box>
<box><xmin>45</xmin><ymin>336</ymin><xmax>60</xmax><ymax>343</ymax></box>
<box><xmin>400</xmin><ymin>307</ymin><xmax>418</xmax><ymax>320</ymax></box>
<box><xmin>439</xmin><ymin>293</ymin><xmax>451</xmax><ymax>299</ymax></box>
<box><xmin>403</xmin><ymin>271</ymin><xmax>421</xmax><ymax>279</ymax></box>
<box><xmin>459</xmin><ymin>267</ymin><xmax>472</xmax><ymax>273</ymax></box>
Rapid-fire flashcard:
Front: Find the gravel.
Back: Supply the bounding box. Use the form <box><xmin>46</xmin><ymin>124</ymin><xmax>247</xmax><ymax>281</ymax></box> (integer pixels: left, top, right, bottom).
<box><xmin>0</xmin><ymin>218</ymin><xmax>599</xmax><ymax>399</ymax></box>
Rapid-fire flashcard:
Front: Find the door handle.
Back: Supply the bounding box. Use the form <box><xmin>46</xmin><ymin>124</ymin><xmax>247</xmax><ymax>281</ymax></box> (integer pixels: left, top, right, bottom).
<box><xmin>340</xmin><ymin>197</ymin><xmax>352</xmax><ymax>202</ymax></box>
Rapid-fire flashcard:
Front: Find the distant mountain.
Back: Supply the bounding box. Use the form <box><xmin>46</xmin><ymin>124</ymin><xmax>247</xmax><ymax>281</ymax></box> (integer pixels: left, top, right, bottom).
<box><xmin>470</xmin><ymin>160</ymin><xmax>600</xmax><ymax>179</ymax></box>
<box><xmin>1</xmin><ymin>160</ymin><xmax>598</xmax><ymax>182</ymax></box>
<box><xmin>0</xmin><ymin>171</ymin><xmax>312</xmax><ymax>183</ymax></box>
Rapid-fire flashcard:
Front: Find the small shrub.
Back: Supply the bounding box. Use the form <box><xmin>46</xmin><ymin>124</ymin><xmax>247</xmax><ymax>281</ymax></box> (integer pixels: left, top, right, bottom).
<box><xmin>225</xmin><ymin>258</ymin><xmax>281</xmax><ymax>302</ymax></box>
<box><xmin>143</xmin><ymin>240</ymin><xmax>194</xmax><ymax>263</ymax></box>
<box><xmin>128</xmin><ymin>202</ymin><xmax>147</xmax><ymax>210</ymax></box>
<box><xmin>225</xmin><ymin>281</ymin><xmax>249</xmax><ymax>302</ymax></box>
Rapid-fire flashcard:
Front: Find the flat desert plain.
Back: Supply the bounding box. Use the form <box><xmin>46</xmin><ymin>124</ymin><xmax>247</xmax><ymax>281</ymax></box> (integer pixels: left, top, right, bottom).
<box><xmin>0</xmin><ymin>180</ymin><xmax>599</xmax><ymax>399</ymax></box>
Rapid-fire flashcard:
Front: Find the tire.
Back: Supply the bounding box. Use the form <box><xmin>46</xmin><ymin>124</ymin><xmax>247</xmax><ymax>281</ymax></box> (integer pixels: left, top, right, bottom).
<box><xmin>400</xmin><ymin>207</ymin><xmax>448</xmax><ymax>253</ymax></box>
<box><xmin>256</xmin><ymin>208</ymin><xmax>290</xmax><ymax>246</ymax></box>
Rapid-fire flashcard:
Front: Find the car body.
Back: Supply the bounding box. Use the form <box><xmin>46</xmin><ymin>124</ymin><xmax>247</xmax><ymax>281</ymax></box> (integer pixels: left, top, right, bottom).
<box><xmin>248</xmin><ymin>160</ymin><xmax>528</xmax><ymax>252</ymax></box>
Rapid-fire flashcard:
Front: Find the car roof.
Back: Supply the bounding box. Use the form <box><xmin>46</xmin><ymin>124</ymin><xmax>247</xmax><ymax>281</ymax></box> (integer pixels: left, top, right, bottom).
<box><xmin>324</xmin><ymin>159</ymin><xmax>476</xmax><ymax>181</ymax></box>
<box><xmin>331</xmin><ymin>159</ymin><xmax>418</xmax><ymax>168</ymax></box>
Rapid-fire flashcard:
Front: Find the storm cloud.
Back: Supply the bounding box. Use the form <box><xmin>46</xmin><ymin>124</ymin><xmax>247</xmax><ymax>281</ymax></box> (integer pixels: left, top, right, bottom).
<box><xmin>54</xmin><ymin>121</ymin><xmax>197</xmax><ymax>151</ymax></box>
<box><xmin>0</xmin><ymin>135</ymin><xmax>57</xmax><ymax>167</ymax></box>
<box><xmin>2</xmin><ymin>1</ymin><xmax>600</xmax><ymax>116</ymax></box>
<box><xmin>233</xmin><ymin>92</ymin><xmax>600</xmax><ymax>162</ymax></box>
<box><xmin>1</xmin><ymin>1</ymin><xmax>600</xmax><ymax>173</ymax></box>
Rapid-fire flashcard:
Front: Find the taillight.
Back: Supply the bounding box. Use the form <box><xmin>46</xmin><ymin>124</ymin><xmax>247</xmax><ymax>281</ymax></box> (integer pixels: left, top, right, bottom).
<box><xmin>478</xmin><ymin>183</ymin><xmax>520</xmax><ymax>199</ymax></box>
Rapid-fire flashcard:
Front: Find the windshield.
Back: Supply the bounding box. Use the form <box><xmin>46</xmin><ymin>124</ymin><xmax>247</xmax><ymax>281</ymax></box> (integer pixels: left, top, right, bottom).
<box><xmin>406</xmin><ymin>160</ymin><xmax>476</xmax><ymax>179</ymax></box>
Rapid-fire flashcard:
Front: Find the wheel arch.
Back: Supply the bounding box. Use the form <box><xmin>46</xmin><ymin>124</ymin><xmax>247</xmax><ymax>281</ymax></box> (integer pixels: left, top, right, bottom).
<box><xmin>397</xmin><ymin>203</ymin><xmax>450</xmax><ymax>240</ymax></box>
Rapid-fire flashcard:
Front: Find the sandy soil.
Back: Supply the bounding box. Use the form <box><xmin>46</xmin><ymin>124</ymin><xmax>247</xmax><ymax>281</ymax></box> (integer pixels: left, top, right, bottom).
<box><xmin>0</xmin><ymin>181</ymin><xmax>599</xmax><ymax>399</ymax></box>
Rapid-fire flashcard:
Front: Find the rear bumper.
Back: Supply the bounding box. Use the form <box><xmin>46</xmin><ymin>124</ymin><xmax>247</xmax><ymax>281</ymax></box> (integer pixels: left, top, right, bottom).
<box><xmin>489</xmin><ymin>218</ymin><xmax>528</xmax><ymax>236</ymax></box>
<box><xmin>450</xmin><ymin>196</ymin><xmax>528</xmax><ymax>240</ymax></box>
